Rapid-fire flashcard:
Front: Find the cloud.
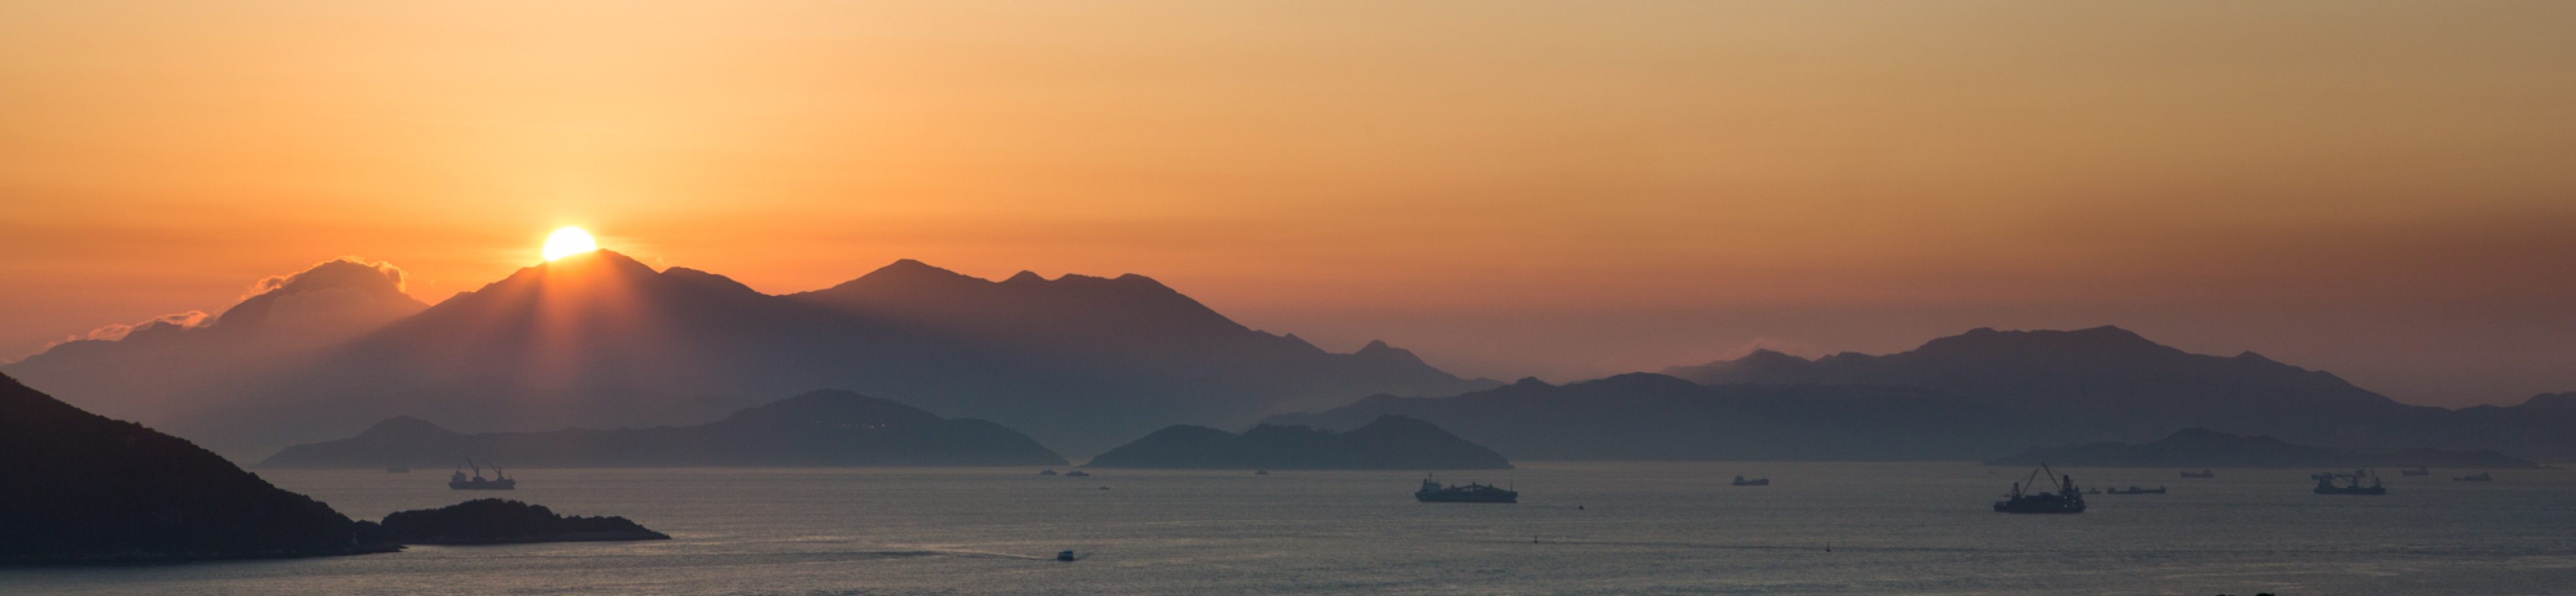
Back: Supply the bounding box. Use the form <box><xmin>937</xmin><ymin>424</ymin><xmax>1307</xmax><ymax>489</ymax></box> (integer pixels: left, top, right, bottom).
<box><xmin>245</xmin><ymin>257</ymin><xmax>408</xmax><ymax>298</ymax></box>
<box><xmin>68</xmin><ymin>310</ymin><xmax>212</xmax><ymax>343</ymax></box>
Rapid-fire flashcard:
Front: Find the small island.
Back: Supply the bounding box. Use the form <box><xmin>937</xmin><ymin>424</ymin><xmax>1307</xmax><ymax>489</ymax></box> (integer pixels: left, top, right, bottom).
<box><xmin>1085</xmin><ymin>415</ymin><xmax>1511</xmax><ymax>470</ymax></box>
<box><xmin>371</xmin><ymin>499</ymin><xmax>669</xmax><ymax>545</ymax></box>
<box><xmin>1986</xmin><ymin>428</ymin><xmax>2543</xmax><ymax>470</ymax></box>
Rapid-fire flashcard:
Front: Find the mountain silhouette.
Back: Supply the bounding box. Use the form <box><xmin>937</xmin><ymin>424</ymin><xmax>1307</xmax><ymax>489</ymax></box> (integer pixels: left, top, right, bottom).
<box><xmin>259</xmin><ymin>390</ymin><xmax>1066</xmax><ymax>468</ymax></box>
<box><xmin>28</xmin><ymin>251</ymin><xmax>1489</xmax><ymax>458</ymax></box>
<box><xmin>1661</xmin><ymin>326</ymin><xmax>2443</xmax><ymax>448</ymax></box>
<box><xmin>1085</xmin><ymin>415</ymin><xmax>1511</xmax><ymax>470</ymax></box>
<box><xmin>0</xmin><ymin>373</ymin><xmax>393</xmax><ymax>563</ymax></box>
<box><xmin>1265</xmin><ymin>373</ymin><xmax>2076</xmax><ymax>460</ymax></box>
<box><xmin>5</xmin><ymin>259</ymin><xmax>425</xmax><ymax>424</ymax></box>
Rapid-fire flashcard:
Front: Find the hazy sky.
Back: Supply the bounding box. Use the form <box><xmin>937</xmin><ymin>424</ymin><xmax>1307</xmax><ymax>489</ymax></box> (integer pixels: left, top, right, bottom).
<box><xmin>3</xmin><ymin>1</ymin><xmax>2570</xmax><ymax>407</ymax></box>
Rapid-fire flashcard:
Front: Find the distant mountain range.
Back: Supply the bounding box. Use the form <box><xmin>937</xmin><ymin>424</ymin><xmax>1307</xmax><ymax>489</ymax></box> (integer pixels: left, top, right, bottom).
<box><xmin>1985</xmin><ymin>428</ymin><xmax>2541</xmax><ymax>470</ymax></box>
<box><xmin>0</xmin><ymin>372</ymin><xmax>393</xmax><ymax>563</ymax></box>
<box><xmin>1276</xmin><ymin>327</ymin><xmax>2576</xmax><ymax>462</ymax></box>
<box><xmin>4</xmin><ymin>252</ymin><xmax>1490</xmax><ymax>458</ymax></box>
<box><xmin>260</xmin><ymin>390</ymin><xmax>1065</xmax><ymax>468</ymax></box>
<box><xmin>1086</xmin><ymin>415</ymin><xmax>1510</xmax><ymax>470</ymax></box>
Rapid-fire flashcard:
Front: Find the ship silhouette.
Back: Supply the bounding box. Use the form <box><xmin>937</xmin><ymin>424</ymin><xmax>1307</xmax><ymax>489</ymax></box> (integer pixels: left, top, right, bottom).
<box><xmin>1415</xmin><ymin>474</ymin><xmax>1517</xmax><ymax>503</ymax></box>
<box><xmin>1993</xmin><ymin>464</ymin><xmax>2085</xmax><ymax>513</ymax></box>
<box><xmin>448</xmin><ymin>457</ymin><xmax>516</xmax><ymax>490</ymax></box>
<box><xmin>2313</xmin><ymin>471</ymin><xmax>2384</xmax><ymax>495</ymax></box>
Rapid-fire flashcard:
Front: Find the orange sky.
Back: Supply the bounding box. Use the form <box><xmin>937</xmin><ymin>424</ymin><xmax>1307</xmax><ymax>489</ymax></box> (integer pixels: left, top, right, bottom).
<box><xmin>3</xmin><ymin>1</ymin><xmax>2571</xmax><ymax>406</ymax></box>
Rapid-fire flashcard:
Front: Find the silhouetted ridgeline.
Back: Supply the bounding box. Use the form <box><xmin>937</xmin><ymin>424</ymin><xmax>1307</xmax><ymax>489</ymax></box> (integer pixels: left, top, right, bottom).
<box><xmin>5</xmin><ymin>251</ymin><xmax>1492</xmax><ymax>458</ymax></box>
<box><xmin>260</xmin><ymin>390</ymin><xmax>1066</xmax><ymax>468</ymax></box>
<box><xmin>1656</xmin><ymin>327</ymin><xmax>2576</xmax><ymax>460</ymax></box>
<box><xmin>1266</xmin><ymin>373</ymin><xmax>2076</xmax><ymax>461</ymax></box>
<box><xmin>1086</xmin><ymin>415</ymin><xmax>1511</xmax><ymax>470</ymax></box>
<box><xmin>1985</xmin><ymin>428</ymin><xmax>2543</xmax><ymax>469</ymax></box>
<box><xmin>375</xmin><ymin>499</ymin><xmax>667</xmax><ymax>545</ymax></box>
<box><xmin>0</xmin><ymin>373</ymin><xmax>395</xmax><ymax>563</ymax></box>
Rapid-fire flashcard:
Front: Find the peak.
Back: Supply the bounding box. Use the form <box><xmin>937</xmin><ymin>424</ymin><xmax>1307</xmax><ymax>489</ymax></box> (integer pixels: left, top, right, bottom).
<box><xmin>861</xmin><ymin>259</ymin><xmax>979</xmax><ymax>282</ymax></box>
<box><xmin>1350</xmin><ymin>340</ymin><xmax>1430</xmax><ymax>367</ymax></box>
<box><xmin>542</xmin><ymin>249</ymin><xmax>655</xmax><ymax>272</ymax></box>
<box><xmin>1002</xmin><ymin>270</ymin><xmax>1047</xmax><ymax>284</ymax></box>
<box><xmin>1919</xmin><ymin>325</ymin><xmax>2169</xmax><ymax>354</ymax></box>
<box><xmin>1511</xmin><ymin>377</ymin><xmax>1552</xmax><ymax>388</ymax></box>
<box><xmin>721</xmin><ymin>389</ymin><xmax>943</xmax><ymax>428</ymax></box>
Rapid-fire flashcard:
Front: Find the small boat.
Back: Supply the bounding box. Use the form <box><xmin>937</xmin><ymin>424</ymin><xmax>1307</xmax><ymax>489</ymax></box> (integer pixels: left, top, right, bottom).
<box><xmin>1038</xmin><ymin>469</ymin><xmax>1059</xmax><ymax>475</ymax></box>
<box><xmin>1254</xmin><ymin>470</ymin><xmax>1270</xmax><ymax>475</ymax></box>
<box><xmin>2453</xmin><ymin>472</ymin><xmax>2494</xmax><ymax>482</ymax></box>
<box><xmin>1992</xmin><ymin>464</ymin><xmax>2085</xmax><ymax>513</ymax></box>
<box><xmin>1064</xmin><ymin>470</ymin><xmax>1091</xmax><ymax>477</ymax></box>
<box><xmin>2400</xmin><ymin>467</ymin><xmax>2430</xmax><ymax>476</ymax></box>
<box><xmin>1730</xmin><ymin>475</ymin><xmax>1770</xmax><ymax>486</ymax></box>
<box><xmin>1415</xmin><ymin>474</ymin><xmax>1518</xmax><ymax>503</ymax></box>
<box><xmin>2313</xmin><ymin>472</ymin><xmax>2385</xmax><ymax>495</ymax></box>
<box><xmin>1055</xmin><ymin>550</ymin><xmax>1077</xmax><ymax>562</ymax></box>
<box><xmin>2083</xmin><ymin>488</ymin><xmax>2101</xmax><ymax>494</ymax></box>
<box><xmin>2179</xmin><ymin>469</ymin><xmax>2214</xmax><ymax>479</ymax></box>
<box><xmin>448</xmin><ymin>458</ymin><xmax>517</xmax><ymax>491</ymax></box>
<box><xmin>2105</xmin><ymin>485</ymin><xmax>2166</xmax><ymax>494</ymax></box>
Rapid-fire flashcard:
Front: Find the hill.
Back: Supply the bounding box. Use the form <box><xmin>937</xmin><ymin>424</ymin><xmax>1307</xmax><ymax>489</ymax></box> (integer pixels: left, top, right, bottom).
<box><xmin>1085</xmin><ymin>415</ymin><xmax>1510</xmax><ymax>470</ymax></box>
<box><xmin>1262</xmin><ymin>373</ymin><xmax>2079</xmax><ymax>461</ymax></box>
<box><xmin>0</xmin><ymin>373</ymin><xmax>394</xmax><ymax>563</ymax></box>
<box><xmin>258</xmin><ymin>390</ymin><xmax>1066</xmax><ymax>468</ymax></box>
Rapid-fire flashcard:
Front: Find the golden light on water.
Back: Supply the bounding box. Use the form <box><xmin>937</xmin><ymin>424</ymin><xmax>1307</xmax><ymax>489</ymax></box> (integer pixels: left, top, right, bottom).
<box><xmin>542</xmin><ymin>227</ymin><xmax>599</xmax><ymax>261</ymax></box>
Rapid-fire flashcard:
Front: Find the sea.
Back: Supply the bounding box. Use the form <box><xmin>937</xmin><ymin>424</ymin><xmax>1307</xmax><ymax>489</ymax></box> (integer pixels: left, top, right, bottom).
<box><xmin>7</xmin><ymin>462</ymin><xmax>2576</xmax><ymax>595</ymax></box>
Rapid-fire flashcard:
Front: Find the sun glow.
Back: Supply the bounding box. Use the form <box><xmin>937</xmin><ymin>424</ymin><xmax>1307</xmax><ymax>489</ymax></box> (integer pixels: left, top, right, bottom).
<box><xmin>541</xmin><ymin>227</ymin><xmax>599</xmax><ymax>261</ymax></box>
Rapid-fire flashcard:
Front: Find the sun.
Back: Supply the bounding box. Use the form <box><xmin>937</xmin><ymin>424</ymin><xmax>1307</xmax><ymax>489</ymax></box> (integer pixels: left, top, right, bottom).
<box><xmin>541</xmin><ymin>226</ymin><xmax>599</xmax><ymax>261</ymax></box>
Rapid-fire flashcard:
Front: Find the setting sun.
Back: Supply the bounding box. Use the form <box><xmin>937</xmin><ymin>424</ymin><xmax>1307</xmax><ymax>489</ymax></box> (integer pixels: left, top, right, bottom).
<box><xmin>541</xmin><ymin>227</ymin><xmax>598</xmax><ymax>261</ymax></box>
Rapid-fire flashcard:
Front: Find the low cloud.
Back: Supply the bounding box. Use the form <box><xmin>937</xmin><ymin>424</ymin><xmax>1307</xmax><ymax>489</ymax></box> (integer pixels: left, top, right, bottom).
<box><xmin>246</xmin><ymin>257</ymin><xmax>407</xmax><ymax>298</ymax></box>
<box><xmin>68</xmin><ymin>310</ymin><xmax>212</xmax><ymax>344</ymax></box>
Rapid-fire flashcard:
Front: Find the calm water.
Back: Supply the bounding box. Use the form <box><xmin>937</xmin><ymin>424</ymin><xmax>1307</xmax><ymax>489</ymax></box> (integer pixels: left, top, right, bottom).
<box><xmin>9</xmin><ymin>462</ymin><xmax>2576</xmax><ymax>595</ymax></box>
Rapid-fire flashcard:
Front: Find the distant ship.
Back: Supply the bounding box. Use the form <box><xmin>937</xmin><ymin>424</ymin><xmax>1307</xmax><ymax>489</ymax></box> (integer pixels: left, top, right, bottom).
<box><xmin>1992</xmin><ymin>464</ymin><xmax>2085</xmax><ymax>513</ymax></box>
<box><xmin>2313</xmin><ymin>472</ymin><xmax>2385</xmax><ymax>495</ymax></box>
<box><xmin>1415</xmin><ymin>474</ymin><xmax>1517</xmax><ymax>503</ymax></box>
<box><xmin>1056</xmin><ymin>550</ymin><xmax>1078</xmax><ymax>562</ymax></box>
<box><xmin>2179</xmin><ymin>469</ymin><xmax>2215</xmax><ymax>479</ymax></box>
<box><xmin>1039</xmin><ymin>469</ymin><xmax>1059</xmax><ymax>475</ymax></box>
<box><xmin>2105</xmin><ymin>486</ymin><xmax>2166</xmax><ymax>494</ymax></box>
<box><xmin>2311</xmin><ymin>468</ymin><xmax>2370</xmax><ymax>481</ymax></box>
<box><xmin>1254</xmin><ymin>470</ymin><xmax>1270</xmax><ymax>475</ymax></box>
<box><xmin>2453</xmin><ymin>472</ymin><xmax>2493</xmax><ymax>482</ymax></box>
<box><xmin>1730</xmin><ymin>475</ymin><xmax>1770</xmax><ymax>486</ymax></box>
<box><xmin>2400</xmin><ymin>467</ymin><xmax>2430</xmax><ymax>476</ymax></box>
<box><xmin>448</xmin><ymin>458</ymin><xmax>517</xmax><ymax>491</ymax></box>
<box><xmin>1064</xmin><ymin>470</ymin><xmax>1091</xmax><ymax>477</ymax></box>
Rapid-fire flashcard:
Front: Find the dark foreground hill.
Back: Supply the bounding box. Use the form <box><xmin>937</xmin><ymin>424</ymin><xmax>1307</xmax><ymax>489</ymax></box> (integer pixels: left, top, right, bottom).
<box><xmin>1086</xmin><ymin>415</ymin><xmax>1511</xmax><ymax>470</ymax></box>
<box><xmin>1985</xmin><ymin>428</ymin><xmax>2543</xmax><ymax>469</ymax></box>
<box><xmin>0</xmin><ymin>373</ymin><xmax>393</xmax><ymax>563</ymax></box>
<box><xmin>259</xmin><ymin>390</ymin><xmax>1068</xmax><ymax>468</ymax></box>
<box><xmin>1265</xmin><ymin>373</ymin><xmax>2081</xmax><ymax>461</ymax></box>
